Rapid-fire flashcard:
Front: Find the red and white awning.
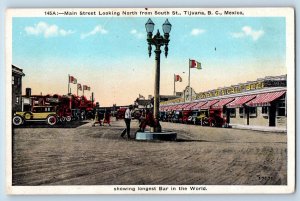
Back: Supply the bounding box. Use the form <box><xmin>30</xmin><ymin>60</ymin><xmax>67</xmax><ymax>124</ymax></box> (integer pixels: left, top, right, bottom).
<box><xmin>172</xmin><ymin>103</ymin><xmax>185</xmax><ymax>110</ymax></box>
<box><xmin>227</xmin><ymin>95</ymin><xmax>256</xmax><ymax>108</ymax></box>
<box><xmin>182</xmin><ymin>102</ymin><xmax>198</xmax><ymax>110</ymax></box>
<box><xmin>246</xmin><ymin>91</ymin><xmax>286</xmax><ymax>107</ymax></box>
<box><xmin>190</xmin><ymin>101</ymin><xmax>207</xmax><ymax>110</ymax></box>
<box><xmin>166</xmin><ymin>104</ymin><xmax>176</xmax><ymax>111</ymax></box>
<box><xmin>201</xmin><ymin>99</ymin><xmax>220</xmax><ymax>110</ymax></box>
<box><xmin>211</xmin><ymin>98</ymin><xmax>235</xmax><ymax>109</ymax></box>
<box><xmin>160</xmin><ymin>105</ymin><xmax>170</xmax><ymax>111</ymax></box>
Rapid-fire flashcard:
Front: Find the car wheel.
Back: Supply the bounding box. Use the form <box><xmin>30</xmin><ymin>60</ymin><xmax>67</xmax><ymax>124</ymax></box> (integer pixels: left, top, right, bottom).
<box><xmin>13</xmin><ymin>115</ymin><xmax>23</xmax><ymax>126</ymax></box>
<box><xmin>66</xmin><ymin>116</ymin><xmax>71</xmax><ymax>122</ymax></box>
<box><xmin>23</xmin><ymin>112</ymin><xmax>32</xmax><ymax>120</ymax></box>
<box><xmin>47</xmin><ymin>115</ymin><xmax>57</xmax><ymax>126</ymax></box>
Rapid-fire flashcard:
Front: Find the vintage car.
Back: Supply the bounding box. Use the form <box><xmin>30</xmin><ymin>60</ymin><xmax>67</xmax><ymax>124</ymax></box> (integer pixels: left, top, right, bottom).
<box><xmin>116</xmin><ymin>107</ymin><xmax>128</xmax><ymax>120</ymax></box>
<box><xmin>172</xmin><ymin>111</ymin><xmax>183</xmax><ymax>123</ymax></box>
<box><xmin>159</xmin><ymin>111</ymin><xmax>167</xmax><ymax>121</ymax></box>
<box><xmin>188</xmin><ymin>111</ymin><xmax>207</xmax><ymax>125</ymax></box>
<box><xmin>182</xmin><ymin>110</ymin><xmax>192</xmax><ymax>124</ymax></box>
<box><xmin>12</xmin><ymin>106</ymin><xmax>58</xmax><ymax>126</ymax></box>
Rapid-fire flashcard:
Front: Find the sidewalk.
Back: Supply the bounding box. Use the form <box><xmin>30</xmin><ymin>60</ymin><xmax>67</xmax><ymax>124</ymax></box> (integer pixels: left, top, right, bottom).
<box><xmin>229</xmin><ymin>124</ymin><xmax>287</xmax><ymax>133</ymax></box>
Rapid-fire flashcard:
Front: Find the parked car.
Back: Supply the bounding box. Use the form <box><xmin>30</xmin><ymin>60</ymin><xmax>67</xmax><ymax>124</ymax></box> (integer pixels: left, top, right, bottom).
<box><xmin>13</xmin><ymin>106</ymin><xmax>58</xmax><ymax>126</ymax></box>
<box><xmin>166</xmin><ymin>111</ymin><xmax>173</xmax><ymax>122</ymax></box>
<box><xmin>172</xmin><ymin>111</ymin><xmax>183</xmax><ymax>123</ymax></box>
<box><xmin>116</xmin><ymin>107</ymin><xmax>128</xmax><ymax>120</ymax></box>
<box><xmin>188</xmin><ymin>111</ymin><xmax>199</xmax><ymax>124</ymax></box>
<box><xmin>188</xmin><ymin>111</ymin><xmax>208</xmax><ymax>125</ymax></box>
<box><xmin>208</xmin><ymin>110</ymin><xmax>225</xmax><ymax>127</ymax></box>
<box><xmin>159</xmin><ymin>111</ymin><xmax>167</xmax><ymax>121</ymax></box>
<box><xmin>182</xmin><ymin>110</ymin><xmax>192</xmax><ymax>124</ymax></box>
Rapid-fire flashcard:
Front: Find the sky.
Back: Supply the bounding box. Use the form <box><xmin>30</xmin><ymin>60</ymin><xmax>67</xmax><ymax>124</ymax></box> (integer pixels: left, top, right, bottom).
<box><xmin>12</xmin><ymin>17</ymin><xmax>286</xmax><ymax>106</ymax></box>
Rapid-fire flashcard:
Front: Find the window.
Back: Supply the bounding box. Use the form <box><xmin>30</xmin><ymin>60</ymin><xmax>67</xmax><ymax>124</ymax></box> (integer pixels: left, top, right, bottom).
<box><xmin>277</xmin><ymin>100</ymin><xmax>286</xmax><ymax>117</ymax></box>
<box><xmin>239</xmin><ymin>108</ymin><xmax>244</xmax><ymax>118</ymax></box>
<box><xmin>262</xmin><ymin>106</ymin><xmax>268</xmax><ymax>115</ymax></box>
<box><xmin>249</xmin><ymin>107</ymin><xmax>257</xmax><ymax>117</ymax></box>
<box><xmin>228</xmin><ymin>108</ymin><xmax>236</xmax><ymax>118</ymax></box>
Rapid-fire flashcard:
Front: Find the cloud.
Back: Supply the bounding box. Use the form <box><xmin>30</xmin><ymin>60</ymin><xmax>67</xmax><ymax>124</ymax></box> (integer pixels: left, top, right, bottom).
<box><xmin>190</xmin><ymin>28</ymin><xmax>206</xmax><ymax>36</ymax></box>
<box><xmin>130</xmin><ymin>29</ymin><xmax>145</xmax><ymax>39</ymax></box>
<box><xmin>231</xmin><ymin>26</ymin><xmax>264</xmax><ymax>41</ymax></box>
<box><xmin>81</xmin><ymin>25</ymin><xmax>108</xmax><ymax>39</ymax></box>
<box><xmin>24</xmin><ymin>22</ymin><xmax>74</xmax><ymax>38</ymax></box>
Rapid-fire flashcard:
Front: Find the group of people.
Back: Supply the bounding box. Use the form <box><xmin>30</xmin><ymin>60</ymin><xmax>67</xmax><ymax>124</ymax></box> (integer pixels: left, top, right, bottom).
<box><xmin>120</xmin><ymin>106</ymin><xmax>158</xmax><ymax>139</ymax></box>
<box><xmin>92</xmin><ymin>109</ymin><xmax>111</xmax><ymax>127</ymax></box>
<box><xmin>92</xmin><ymin>105</ymin><xmax>158</xmax><ymax>139</ymax></box>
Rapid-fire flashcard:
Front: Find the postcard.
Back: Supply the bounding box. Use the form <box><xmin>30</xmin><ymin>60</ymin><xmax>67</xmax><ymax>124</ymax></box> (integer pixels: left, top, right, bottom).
<box><xmin>6</xmin><ymin>8</ymin><xmax>295</xmax><ymax>194</ymax></box>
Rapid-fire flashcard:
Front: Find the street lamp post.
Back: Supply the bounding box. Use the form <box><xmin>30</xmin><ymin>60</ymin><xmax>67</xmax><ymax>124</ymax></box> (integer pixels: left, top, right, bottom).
<box><xmin>145</xmin><ymin>18</ymin><xmax>172</xmax><ymax>132</ymax></box>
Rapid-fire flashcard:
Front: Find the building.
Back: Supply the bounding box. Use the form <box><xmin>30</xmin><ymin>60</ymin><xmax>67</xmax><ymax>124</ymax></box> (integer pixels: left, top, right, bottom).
<box><xmin>12</xmin><ymin>65</ymin><xmax>25</xmax><ymax>113</ymax></box>
<box><xmin>134</xmin><ymin>94</ymin><xmax>180</xmax><ymax>109</ymax></box>
<box><xmin>160</xmin><ymin>75</ymin><xmax>287</xmax><ymax>128</ymax></box>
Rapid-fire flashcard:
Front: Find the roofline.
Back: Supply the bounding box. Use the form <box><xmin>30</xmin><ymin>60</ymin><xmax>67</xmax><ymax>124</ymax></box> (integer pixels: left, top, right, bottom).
<box><xmin>162</xmin><ymin>87</ymin><xmax>286</xmax><ymax>106</ymax></box>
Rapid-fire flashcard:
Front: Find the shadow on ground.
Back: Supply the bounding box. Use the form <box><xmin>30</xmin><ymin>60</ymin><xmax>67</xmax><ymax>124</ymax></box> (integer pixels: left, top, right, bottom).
<box><xmin>12</xmin><ymin>121</ymin><xmax>89</xmax><ymax>129</ymax></box>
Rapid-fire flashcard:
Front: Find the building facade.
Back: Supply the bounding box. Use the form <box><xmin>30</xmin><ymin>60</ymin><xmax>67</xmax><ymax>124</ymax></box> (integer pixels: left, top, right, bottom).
<box><xmin>160</xmin><ymin>75</ymin><xmax>287</xmax><ymax>128</ymax></box>
<box><xmin>12</xmin><ymin>65</ymin><xmax>25</xmax><ymax>113</ymax></box>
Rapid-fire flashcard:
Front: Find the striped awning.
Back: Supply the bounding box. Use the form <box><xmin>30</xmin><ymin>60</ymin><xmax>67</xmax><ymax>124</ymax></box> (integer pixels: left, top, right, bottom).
<box><xmin>182</xmin><ymin>102</ymin><xmax>198</xmax><ymax>110</ymax></box>
<box><xmin>177</xmin><ymin>103</ymin><xmax>187</xmax><ymax>110</ymax></box>
<box><xmin>166</xmin><ymin>104</ymin><xmax>176</xmax><ymax>111</ymax></box>
<box><xmin>227</xmin><ymin>95</ymin><xmax>256</xmax><ymax>108</ymax></box>
<box><xmin>201</xmin><ymin>99</ymin><xmax>220</xmax><ymax>110</ymax></box>
<box><xmin>173</xmin><ymin>103</ymin><xmax>185</xmax><ymax>110</ymax></box>
<box><xmin>161</xmin><ymin>105</ymin><xmax>170</xmax><ymax>111</ymax></box>
<box><xmin>246</xmin><ymin>91</ymin><xmax>286</xmax><ymax>107</ymax></box>
<box><xmin>211</xmin><ymin>98</ymin><xmax>235</xmax><ymax>109</ymax></box>
<box><xmin>191</xmin><ymin>101</ymin><xmax>207</xmax><ymax>110</ymax></box>
<box><xmin>160</xmin><ymin>105</ymin><xmax>170</xmax><ymax>111</ymax></box>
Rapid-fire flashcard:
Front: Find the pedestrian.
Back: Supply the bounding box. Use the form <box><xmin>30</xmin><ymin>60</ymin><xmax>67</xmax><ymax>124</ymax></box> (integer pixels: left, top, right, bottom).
<box><xmin>92</xmin><ymin>110</ymin><xmax>99</xmax><ymax>127</ymax></box>
<box><xmin>103</xmin><ymin>109</ymin><xmax>111</xmax><ymax>126</ymax></box>
<box><xmin>120</xmin><ymin>105</ymin><xmax>133</xmax><ymax>139</ymax></box>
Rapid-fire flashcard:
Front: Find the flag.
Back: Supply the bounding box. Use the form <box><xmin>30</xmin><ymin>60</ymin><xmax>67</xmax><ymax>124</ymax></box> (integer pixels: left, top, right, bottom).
<box><xmin>174</xmin><ymin>74</ymin><xmax>182</xmax><ymax>82</ymax></box>
<box><xmin>77</xmin><ymin>83</ymin><xmax>82</xmax><ymax>91</ymax></box>
<box><xmin>69</xmin><ymin>75</ymin><xmax>77</xmax><ymax>84</ymax></box>
<box><xmin>83</xmin><ymin>85</ymin><xmax>91</xmax><ymax>91</ymax></box>
<box><xmin>189</xmin><ymin>59</ymin><xmax>202</xmax><ymax>69</ymax></box>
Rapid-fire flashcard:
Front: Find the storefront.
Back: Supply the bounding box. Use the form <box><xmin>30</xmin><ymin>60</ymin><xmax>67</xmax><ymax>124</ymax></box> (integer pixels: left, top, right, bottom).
<box><xmin>160</xmin><ymin>75</ymin><xmax>287</xmax><ymax>128</ymax></box>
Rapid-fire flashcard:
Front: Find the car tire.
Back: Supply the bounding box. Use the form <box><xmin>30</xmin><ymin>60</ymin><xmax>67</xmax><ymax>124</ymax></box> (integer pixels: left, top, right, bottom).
<box><xmin>13</xmin><ymin>115</ymin><xmax>23</xmax><ymax>126</ymax></box>
<box><xmin>47</xmin><ymin>115</ymin><xmax>57</xmax><ymax>126</ymax></box>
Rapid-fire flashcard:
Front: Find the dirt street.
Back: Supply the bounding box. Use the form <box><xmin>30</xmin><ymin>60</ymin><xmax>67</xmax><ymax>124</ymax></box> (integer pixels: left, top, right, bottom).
<box><xmin>12</xmin><ymin>119</ymin><xmax>287</xmax><ymax>185</ymax></box>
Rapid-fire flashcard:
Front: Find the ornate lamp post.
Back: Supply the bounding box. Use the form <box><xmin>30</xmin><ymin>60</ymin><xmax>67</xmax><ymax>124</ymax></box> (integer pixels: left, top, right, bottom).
<box><xmin>145</xmin><ymin>18</ymin><xmax>172</xmax><ymax>132</ymax></box>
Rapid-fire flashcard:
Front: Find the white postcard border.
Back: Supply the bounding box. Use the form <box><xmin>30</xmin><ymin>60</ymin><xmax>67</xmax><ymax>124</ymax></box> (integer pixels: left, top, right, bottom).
<box><xmin>5</xmin><ymin>7</ymin><xmax>295</xmax><ymax>194</ymax></box>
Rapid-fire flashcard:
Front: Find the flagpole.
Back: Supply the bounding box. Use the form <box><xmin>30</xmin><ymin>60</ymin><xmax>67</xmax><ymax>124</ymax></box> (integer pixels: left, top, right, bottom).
<box><xmin>174</xmin><ymin>74</ymin><xmax>175</xmax><ymax>96</ymax></box>
<box><xmin>68</xmin><ymin>74</ymin><xmax>70</xmax><ymax>94</ymax></box>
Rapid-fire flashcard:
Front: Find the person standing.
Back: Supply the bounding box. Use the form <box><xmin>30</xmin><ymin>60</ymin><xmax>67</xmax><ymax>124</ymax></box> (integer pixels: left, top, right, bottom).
<box><xmin>103</xmin><ymin>109</ymin><xmax>111</xmax><ymax>126</ymax></box>
<box><xmin>121</xmin><ymin>105</ymin><xmax>133</xmax><ymax>139</ymax></box>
